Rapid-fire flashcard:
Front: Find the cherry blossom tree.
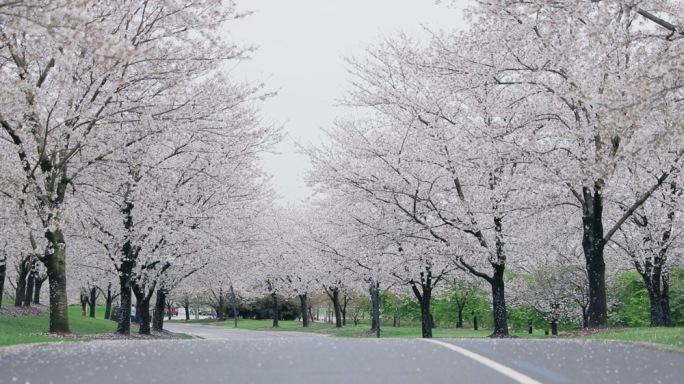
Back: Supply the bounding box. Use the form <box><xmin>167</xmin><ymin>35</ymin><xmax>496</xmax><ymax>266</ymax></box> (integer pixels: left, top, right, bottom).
<box><xmin>456</xmin><ymin>0</ymin><xmax>684</xmax><ymax>327</ymax></box>
<box><xmin>1</xmin><ymin>0</ymin><xmax>269</xmax><ymax>333</ymax></box>
<box><xmin>306</xmin><ymin>32</ymin><xmax>547</xmax><ymax>336</ymax></box>
<box><xmin>611</xmin><ymin>169</ymin><xmax>683</xmax><ymax>326</ymax></box>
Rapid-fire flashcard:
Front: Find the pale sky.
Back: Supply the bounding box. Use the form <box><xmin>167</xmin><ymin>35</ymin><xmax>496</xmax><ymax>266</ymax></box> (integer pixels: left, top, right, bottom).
<box><xmin>229</xmin><ymin>1</ymin><xmax>467</xmax><ymax>203</ymax></box>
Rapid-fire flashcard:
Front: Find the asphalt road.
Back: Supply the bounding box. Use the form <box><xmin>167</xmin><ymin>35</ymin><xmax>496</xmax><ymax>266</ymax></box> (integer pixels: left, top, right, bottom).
<box><xmin>0</xmin><ymin>324</ymin><xmax>682</xmax><ymax>384</ymax></box>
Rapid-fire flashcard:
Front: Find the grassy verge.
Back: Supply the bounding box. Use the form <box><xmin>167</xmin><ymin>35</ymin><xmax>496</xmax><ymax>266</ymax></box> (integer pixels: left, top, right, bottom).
<box><xmin>4</xmin><ymin>300</ymin><xmax>682</xmax><ymax>350</ymax></box>
<box><xmin>581</xmin><ymin>327</ymin><xmax>684</xmax><ymax>352</ymax></box>
<box><xmin>185</xmin><ymin>318</ymin><xmax>684</xmax><ymax>350</ymax></box>
<box><xmin>188</xmin><ymin>318</ymin><xmax>551</xmax><ymax>338</ymax></box>
<box><xmin>0</xmin><ymin>305</ymin><xmax>120</xmax><ymax>347</ymax></box>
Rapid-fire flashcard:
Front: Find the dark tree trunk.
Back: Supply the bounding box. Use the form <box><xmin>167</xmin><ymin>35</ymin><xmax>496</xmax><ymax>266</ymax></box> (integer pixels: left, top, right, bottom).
<box><xmin>634</xmin><ymin>237</ymin><xmax>666</xmax><ymax>327</ymax></box>
<box><xmin>217</xmin><ymin>290</ymin><xmax>225</xmax><ymax>321</ymax></box>
<box><xmin>0</xmin><ymin>260</ymin><xmax>5</xmax><ymax>309</ymax></box>
<box><xmin>271</xmin><ymin>292</ymin><xmax>279</xmax><ymax>328</ymax></box>
<box><xmin>325</xmin><ymin>287</ymin><xmax>343</xmax><ymax>328</ymax></box>
<box><xmin>14</xmin><ymin>259</ymin><xmax>29</xmax><ymax>307</ymax></box>
<box><xmin>661</xmin><ymin>269</ymin><xmax>672</xmax><ymax>326</ymax></box>
<box><xmin>422</xmin><ymin>306</ymin><xmax>433</xmax><ymax>333</ymax></box>
<box><xmin>116</xmin><ymin>272</ymin><xmax>133</xmax><ymax>334</ymax></box>
<box><xmin>456</xmin><ymin>297</ymin><xmax>467</xmax><ymax>328</ymax></box>
<box><xmin>370</xmin><ymin>281</ymin><xmax>380</xmax><ymax>337</ymax></box>
<box><xmin>138</xmin><ymin>300</ymin><xmax>151</xmax><ymax>334</ymax></box>
<box><xmin>393</xmin><ymin>307</ymin><xmax>399</xmax><ymax>327</ymax></box>
<box><xmin>490</xmin><ymin>264</ymin><xmax>509</xmax><ymax>337</ymax></box>
<box><xmin>44</xmin><ymin>229</ymin><xmax>71</xmax><ymax>333</ymax></box>
<box><xmin>103</xmin><ymin>283</ymin><xmax>117</xmax><ymax>320</ymax></box>
<box><xmin>33</xmin><ymin>274</ymin><xmax>46</xmax><ymax>305</ymax></box>
<box><xmin>166</xmin><ymin>299</ymin><xmax>173</xmax><ymax>321</ymax></box>
<box><xmin>333</xmin><ymin>290</ymin><xmax>342</xmax><ymax>328</ymax></box>
<box><xmin>582</xmin><ymin>186</ymin><xmax>608</xmax><ymax>327</ymax></box>
<box><xmin>135</xmin><ymin>301</ymin><xmax>142</xmax><ymax>323</ymax></box>
<box><xmin>646</xmin><ymin>284</ymin><xmax>663</xmax><ymax>327</ymax></box>
<box><xmin>89</xmin><ymin>287</ymin><xmax>97</xmax><ymax>318</ymax></box>
<box><xmin>342</xmin><ymin>293</ymin><xmax>350</xmax><ymax>326</ymax></box>
<box><xmin>370</xmin><ymin>285</ymin><xmax>378</xmax><ymax>331</ymax></box>
<box><xmin>104</xmin><ymin>296</ymin><xmax>112</xmax><ymax>320</ymax></box>
<box><xmin>299</xmin><ymin>293</ymin><xmax>309</xmax><ymax>327</ymax></box>
<box><xmin>230</xmin><ymin>286</ymin><xmax>239</xmax><ymax>328</ymax></box>
<box><xmin>410</xmin><ymin>275</ymin><xmax>433</xmax><ymax>338</ymax></box>
<box><xmin>23</xmin><ymin>269</ymin><xmax>35</xmax><ymax>307</ymax></box>
<box><xmin>550</xmin><ymin>320</ymin><xmax>558</xmax><ymax>336</ymax></box>
<box><xmin>117</xmin><ymin>199</ymin><xmax>138</xmax><ymax>334</ymax></box>
<box><xmin>80</xmin><ymin>292</ymin><xmax>88</xmax><ymax>315</ymax></box>
<box><xmin>153</xmin><ymin>288</ymin><xmax>166</xmax><ymax>332</ymax></box>
<box><xmin>134</xmin><ymin>287</ymin><xmax>152</xmax><ymax>335</ymax></box>
<box><xmin>184</xmin><ymin>303</ymin><xmax>190</xmax><ymax>321</ymax></box>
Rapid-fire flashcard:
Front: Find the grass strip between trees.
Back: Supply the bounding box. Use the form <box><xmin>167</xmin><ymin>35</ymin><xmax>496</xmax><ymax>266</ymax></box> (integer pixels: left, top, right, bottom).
<box><xmin>2</xmin><ymin>304</ymin><xmax>683</xmax><ymax>351</ymax></box>
<box><xmin>175</xmin><ymin>318</ymin><xmax>684</xmax><ymax>349</ymax></box>
<box><xmin>0</xmin><ymin>305</ymin><xmax>117</xmax><ymax>347</ymax></box>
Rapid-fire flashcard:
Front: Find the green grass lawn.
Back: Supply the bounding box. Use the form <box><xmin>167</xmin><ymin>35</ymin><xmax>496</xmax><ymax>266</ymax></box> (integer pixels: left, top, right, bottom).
<box><xmin>0</xmin><ymin>304</ymin><xmax>119</xmax><ymax>347</ymax></box>
<box><xmin>581</xmin><ymin>327</ymin><xmax>684</xmax><ymax>351</ymax></box>
<box><xmin>3</xmin><ymin>300</ymin><xmax>683</xmax><ymax>350</ymax></box>
<box><xmin>185</xmin><ymin>318</ymin><xmax>555</xmax><ymax>339</ymax></box>
<box><xmin>181</xmin><ymin>317</ymin><xmax>683</xmax><ymax>350</ymax></box>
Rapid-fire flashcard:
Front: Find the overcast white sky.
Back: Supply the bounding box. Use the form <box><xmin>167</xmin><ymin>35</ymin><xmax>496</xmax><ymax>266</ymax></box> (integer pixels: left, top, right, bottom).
<box><xmin>229</xmin><ymin>0</ymin><xmax>467</xmax><ymax>203</ymax></box>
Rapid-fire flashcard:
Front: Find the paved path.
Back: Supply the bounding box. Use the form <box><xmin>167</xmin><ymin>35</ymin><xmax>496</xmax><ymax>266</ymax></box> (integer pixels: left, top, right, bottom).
<box><xmin>165</xmin><ymin>322</ymin><xmax>321</xmax><ymax>339</ymax></box>
<box><xmin>1</xmin><ymin>325</ymin><xmax>682</xmax><ymax>383</ymax></box>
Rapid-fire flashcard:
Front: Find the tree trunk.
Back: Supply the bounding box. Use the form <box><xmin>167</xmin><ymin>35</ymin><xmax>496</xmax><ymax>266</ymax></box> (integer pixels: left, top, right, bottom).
<box><xmin>410</xmin><ymin>278</ymin><xmax>433</xmax><ymax>338</ymax></box>
<box><xmin>135</xmin><ymin>288</ymin><xmax>152</xmax><ymax>335</ymax></box>
<box><xmin>419</xmin><ymin>291</ymin><xmax>433</xmax><ymax>338</ymax></box>
<box><xmin>370</xmin><ymin>285</ymin><xmax>378</xmax><ymax>331</ymax></box>
<box><xmin>342</xmin><ymin>293</ymin><xmax>350</xmax><ymax>326</ymax></box>
<box><xmin>117</xmin><ymin>198</ymin><xmax>137</xmax><ymax>333</ymax></box>
<box><xmin>456</xmin><ymin>297</ymin><xmax>466</xmax><ymax>328</ymax></box>
<box><xmin>217</xmin><ymin>290</ymin><xmax>225</xmax><ymax>321</ymax></box>
<box><xmin>44</xmin><ymin>229</ymin><xmax>70</xmax><ymax>333</ymax></box>
<box><xmin>80</xmin><ymin>293</ymin><xmax>88</xmax><ymax>315</ymax></box>
<box><xmin>184</xmin><ymin>304</ymin><xmax>190</xmax><ymax>321</ymax></box>
<box><xmin>393</xmin><ymin>307</ymin><xmax>399</xmax><ymax>327</ymax></box>
<box><xmin>230</xmin><ymin>286</ymin><xmax>239</xmax><ymax>328</ymax></box>
<box><xmin>153</xmin><ymin>288</ymin><xmax>166</xmax><ymax>332</ymax></box>
<box><xmin>103</xmin><ymin>283</ymin><xmax>115</xmax><ymax>320</ymax></box>
<box><xmin>456</xmin><ymin>306</ymin><xmax>464</xmax><ymax>328</ymax></box>
<box><xmin>33</xmin><ymin>275</ymin><xmax>45</xmax><ymax>305</ymax></box>
<box><xmin>89</xmin><ymin>287</ymin><xmax>97</xmax><ymax>318</ymax></box>
<box><xmin>166</xmin><ymin>300</ymin><xmax>173</xmax><ymax>321</ymax></box>
<box><xmin>116</xmin><ymin>273</ymin><xmax>133</xmax><ymax>334</ymax></box>
<box><xmin>23</xmin><ymin>269</ymin><xmax>35</xmax><ymax>307</ymax></box>
<box><xmin>328</xmin><ymin>288</ymin><xmax>342</xmax><ymax>328</ymax></box>
<box><xmin>661</xmin><ymin>269</ymin><xmax>672</xmax><ymax>326</ymax></box>
<box><xmin>582</xmin><ymin>186</ymin><xmax>608</xmax><ymax>327</ymax></box>
<box><xmin>642</xmin><ymin>275</ymin><xmax>663</xmax><ymax>327</ymax></box>
<box><xmin>14</xmin><ymin>259</ymin><xmax>29</xmax><ymax>307</ymax></box>
<box><xmin>550</xmin><ymin>320</ymin><xmax>558</xmax><ymax>336</ymax></box>
<box><xmin>299</xmin><ymin>294</ymin><xmax>309</xmax><ymax>327</ymax></box>
<box><xmin>490</xmin><ymin>264</ymin><xmax>509</xmax><ymax>337</ymax></box>
<box><xmin>370</xmin><ymin>281</ymin><xmax>380</xmax><ymax>337</ymax></box>
<box><xmin>271</xmin><ymin>292</ymin><xmax>279</xmax><ymax>328</ymax></box>
<box><xmin>0</xmin><ymin>260</ymin><xmax>5</xmax><ymax>308</ymax></box>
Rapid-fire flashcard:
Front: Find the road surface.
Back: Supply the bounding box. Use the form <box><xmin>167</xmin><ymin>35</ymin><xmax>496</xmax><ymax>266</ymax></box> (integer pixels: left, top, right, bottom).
<box><xmin>0</xmin><ymin>323</ymin><xmax>681</xmax><ymax>384</ymax></box>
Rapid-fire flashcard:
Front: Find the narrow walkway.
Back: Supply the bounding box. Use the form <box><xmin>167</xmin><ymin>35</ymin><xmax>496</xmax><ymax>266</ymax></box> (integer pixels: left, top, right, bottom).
<box><xmin>164</xmin><ymin>322</ymin><xmax>324</xmax><ymax>339</ymax></box>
